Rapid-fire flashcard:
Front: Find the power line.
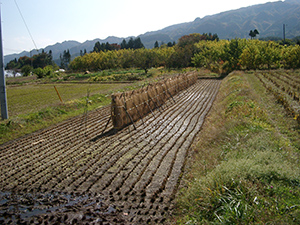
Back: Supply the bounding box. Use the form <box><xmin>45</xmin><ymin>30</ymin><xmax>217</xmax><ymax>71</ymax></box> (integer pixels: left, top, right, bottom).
<box><xmin>14</xmin><ymin>0</ymin><xmax>39</xmax><ymax>52</ymax></box>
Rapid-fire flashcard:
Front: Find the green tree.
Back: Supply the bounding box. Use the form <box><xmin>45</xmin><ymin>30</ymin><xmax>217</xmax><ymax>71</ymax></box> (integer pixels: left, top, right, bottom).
<box><xmin>134</xmin><ymin>49</ymin><xmax>156</xmax><ymax>73</ymax></box>
<box><xmin>21</xmin><ymin>65</ymin><xmax>33</xmax><ymax>77</ymax></box>
<box><xmin>60</xmin><ymin>49</ymin><xmax>71</xmax><ymax>69</ymax></box>
<box><xmin>93</xmin><ymin>41</ymin><xmax>101</xmax><ymax>52</ymax></box>
<box><xmin>221</xmin><ymin>39</ymin><xmax>244</xmax><ymax>73</ymax></box>
<box><xmin>5</xmin><ymin>58</ymin><xmax>18</xmax><ymax>70</ymax></box>
<box><xmin>18</xmin><ymin>56</ymin><xmax>32</xmax><ymax>68</ymax></box>
<box><xmin>34</xmin><ymin>67</ymin><xmax>45</xmax><ymax>79</ymax></box>
<box><xmin>32</xmin><ymin>51</ymin><xmax>53</xmax><ymax>68</ymax></box>
<box><xmin>122</xmin><ymin>37</ymin><xmax>144</xmax><ymax>49</ymax></box>
<box><xmin>257</xmin><ymin>41</ymin><xmax>282</xmax><ymax>69</ymax></box>
<box><xmin>121</xmin><ymin>39</ymin><xmax>127</xmax><ymax>49</ymax></box>
<box><xmin>127</xmin><ymin>38</ymin><xmax>134</xmax><ymax>49</ymax></box>
<box><xmin>133</xmin><ymin>37</ymin><xmax>144</xmax><ymax>49</ymax></box>
<box><xmin>240</xmin><ymin>41</ymin><xmax>260</xmax><ymax>70</ymax></box>
<box><xmin>154</xmin><ymin>41</ymin><xmax>159</xmax><ymax>48</ymax></box>
<box><xmin>119</xmin><ymin>49</ymin><xmax>135</xmax><ymax>68</ymax></box>
<box><xmin>192</xmin><ymin>40</ymin><xmax>225</xmax><ymax>73</ymax></box>
<box><xmin>282</xmin><ymin>45</ymin><xmax>300</xmax><ymax>69</ymax></box>
<box><xmin>249</xmin><ymin>29</ymin><xmax>259</xmax><ymax>39</ymax></box>
<box><xmin>167</xmin><ymin>46</ymin><xmax>193</xmax><ymax>68</ymax></box>
<box><xmin>43</xmin><ymin>65</ymin><xmax>54</xmax><ymax>77</ymax></box>
<box><xmin>239</xmin><ymin>40</ymin><xmax>283</xmax><ymax>70</ymax></box>
<box><xmin>167</xmin><ymin>42</ymin><xmax>175</xmax><ymax>47</ymax></box>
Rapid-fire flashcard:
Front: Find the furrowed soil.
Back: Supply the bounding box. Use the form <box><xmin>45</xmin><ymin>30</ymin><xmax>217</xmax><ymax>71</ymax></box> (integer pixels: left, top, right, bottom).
<box><xmin>0</xmin><ymin>79</ymin><xmax>221</xmax><ymax>224</ymax></box>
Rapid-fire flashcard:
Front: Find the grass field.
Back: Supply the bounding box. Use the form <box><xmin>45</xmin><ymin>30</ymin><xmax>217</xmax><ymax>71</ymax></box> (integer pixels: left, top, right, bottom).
<box><xmin>175</xmin><ymin>70</ymin><xmax>300</xmax><ymax>224</ymax></box>
<box><xmin>5</xmin><ymin>67</ymin><xmax>201</xmax><ymax>117</ymax></box>
<box><xmin>7</xmin><ymin>83</ymin><xmax>130</xmax><ymax>117</ymax></box>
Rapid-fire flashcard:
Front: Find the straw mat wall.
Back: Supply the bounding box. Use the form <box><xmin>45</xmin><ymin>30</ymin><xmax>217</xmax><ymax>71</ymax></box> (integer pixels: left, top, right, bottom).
<box><xmin>111</xmin><ymin>72</ymin><xmax>198</xmax><ymax>129</ymax></box>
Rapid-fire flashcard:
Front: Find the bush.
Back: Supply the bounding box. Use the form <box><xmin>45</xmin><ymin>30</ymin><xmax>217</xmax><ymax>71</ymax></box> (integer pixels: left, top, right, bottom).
<box><xmin>33</xmin><ymin>66</ymin><xmax>55</xmax><ymax>79</ymax></box>
<box><xmin>21</xmin><ymin>65</ymin><xmax>33</xmax><ymax>77</ymax></box>
<box><xmin>43</xmin><ymin>65</ymin><xmax>54</xmax><ymax>76</ymax></box>
<box><xmin>34</xmin><ymin>68</ymin><xmax>45</xmax><ymax>79</ymax></box>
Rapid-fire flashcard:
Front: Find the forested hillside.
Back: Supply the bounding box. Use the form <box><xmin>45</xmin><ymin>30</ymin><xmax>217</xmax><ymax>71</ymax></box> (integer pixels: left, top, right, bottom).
<box><xmin>4</xmin><ymin>0</ymin><xmax>300</xmax><ymax>66</ymax></box>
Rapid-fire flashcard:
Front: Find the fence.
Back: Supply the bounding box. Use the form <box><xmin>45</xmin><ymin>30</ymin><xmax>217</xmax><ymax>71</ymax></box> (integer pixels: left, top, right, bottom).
<box><xmin>111</xmin><ymin>72</ymin><xmax>198</xmax><ymax>129</ymax></box>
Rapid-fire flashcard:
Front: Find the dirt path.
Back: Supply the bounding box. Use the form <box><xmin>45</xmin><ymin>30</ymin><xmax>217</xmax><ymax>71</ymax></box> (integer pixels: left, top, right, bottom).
<box><xmin>0</xmin><ymin>79</ymin><xmax>221</xmax><ymax>224</ymax></box>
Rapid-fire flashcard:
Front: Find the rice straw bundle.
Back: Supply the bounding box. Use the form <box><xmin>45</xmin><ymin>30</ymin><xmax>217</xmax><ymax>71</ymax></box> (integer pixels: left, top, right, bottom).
<box><xmin>111</xmin><ymin>72</ymin><xmax>198</xmax><ymax>129</ymax></box>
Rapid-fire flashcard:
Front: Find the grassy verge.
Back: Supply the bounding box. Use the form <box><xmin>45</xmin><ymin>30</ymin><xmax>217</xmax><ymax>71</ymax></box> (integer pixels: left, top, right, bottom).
<box><xmin>175</xmin><ymin>71</ymin><xmax>300</xmax><ymax>224</ymax></box>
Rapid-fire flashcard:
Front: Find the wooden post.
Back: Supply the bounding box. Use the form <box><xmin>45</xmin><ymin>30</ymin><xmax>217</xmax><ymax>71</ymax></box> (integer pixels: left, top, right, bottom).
<box><xmin>123</xmin><ymin>106</ymin><xmax>136</xmax><ymax>130</ymax></box>
<box><xmin>145</xmin><ymin>101</ymin><xmax>156</xmax><ymax>118</ymax></box>
<box><xmin>101</xmin><ymin>116</ymin><xmax>111</xmax><ymax>135</ymax></box>
<box><xmin>54</xmin><ymin>86</ymin><xmax>63</xmax><ymax>103</ymax></box>
<box><xmin>133</xmin><ymin>103</ymin><xmax>145</xmax><ymax>125</ymax></box>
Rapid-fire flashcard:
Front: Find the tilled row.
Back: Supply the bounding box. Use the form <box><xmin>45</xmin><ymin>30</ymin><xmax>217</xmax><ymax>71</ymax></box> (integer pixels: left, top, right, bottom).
<box><xmin>0</xmin><ymin>79</ymin><xmax>221</xmax><ymax>224</ymax></box>
<box><xmin>0</xmin><ymin>107</ymin><xmax>111</xmax><ymax>190</ymax></box>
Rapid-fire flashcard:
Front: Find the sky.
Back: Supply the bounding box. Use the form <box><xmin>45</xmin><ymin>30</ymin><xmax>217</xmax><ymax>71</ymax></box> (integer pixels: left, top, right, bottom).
<box><xmin>1</xmin><ymin>0</ymin><xmax>281</xmax><ymax>56</ymax></box>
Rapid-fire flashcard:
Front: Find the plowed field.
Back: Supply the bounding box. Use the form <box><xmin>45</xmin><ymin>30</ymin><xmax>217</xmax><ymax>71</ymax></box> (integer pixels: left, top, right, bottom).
<box><xmin>0</xmin><ymin>79</ymin><xmax>221</xmax><ymax>224</ymax></box>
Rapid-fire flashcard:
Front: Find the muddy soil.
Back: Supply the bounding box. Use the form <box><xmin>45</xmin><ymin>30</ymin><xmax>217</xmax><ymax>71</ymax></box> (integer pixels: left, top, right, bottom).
<box><xmin>0</xmin><ymin>80</ymin><xmax>221</xmax><ymax>224</ymax></box>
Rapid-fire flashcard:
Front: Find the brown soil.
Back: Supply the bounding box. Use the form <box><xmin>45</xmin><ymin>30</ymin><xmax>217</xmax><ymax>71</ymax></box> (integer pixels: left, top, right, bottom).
<box><xmin>0</xmin><ymin>79</ymin><xmax>221</xmax><ymax>224</ymax></box>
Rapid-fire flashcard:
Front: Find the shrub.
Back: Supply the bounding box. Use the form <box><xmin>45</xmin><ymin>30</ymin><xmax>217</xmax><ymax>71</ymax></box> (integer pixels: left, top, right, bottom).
<box><xmin>21</xmin><ymin>65</ymin><xmax>33</xmax><ymax>77</ymax></box>
<box><xmin>34</xmin><ymin>68</ymin><xmax>45</xmax><ymax>79</ymax></box>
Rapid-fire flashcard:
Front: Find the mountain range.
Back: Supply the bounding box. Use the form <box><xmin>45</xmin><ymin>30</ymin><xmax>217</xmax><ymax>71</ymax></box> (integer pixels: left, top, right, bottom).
<box><xmin>4</xmin><ymin>0</ymin><xmax>300</xmax><ymax>66</ymax></box>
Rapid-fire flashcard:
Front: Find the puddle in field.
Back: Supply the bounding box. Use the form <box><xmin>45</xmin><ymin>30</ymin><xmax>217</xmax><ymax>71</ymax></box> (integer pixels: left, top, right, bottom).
<box><xmin>0</xmin><ymin>191</ymin><xmax>125</xmax><ymax>224</ymax></box>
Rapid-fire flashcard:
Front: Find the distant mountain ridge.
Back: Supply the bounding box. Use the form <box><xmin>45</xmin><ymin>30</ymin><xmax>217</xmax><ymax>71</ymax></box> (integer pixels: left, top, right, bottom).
<box><xmin>4</xmin><ymin>0</ymin><xmax>300</xmax><ymax>66</ymax></box>
<box><xmin>139</xmin><ymin>0</ymin><xmax>300</xmax><ymax>46</ymax></box>
<box><xmin>4</xmin><ymin>37</ymin><xmax>129</xmax><ymax>66</ymax></box>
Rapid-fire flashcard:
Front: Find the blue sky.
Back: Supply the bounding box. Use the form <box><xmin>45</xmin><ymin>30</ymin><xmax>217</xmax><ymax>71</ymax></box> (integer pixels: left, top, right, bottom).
<box><xmin>1</xmin><ymin>0</ymin><xmax>280</xmax><ymax>56</ymax></box>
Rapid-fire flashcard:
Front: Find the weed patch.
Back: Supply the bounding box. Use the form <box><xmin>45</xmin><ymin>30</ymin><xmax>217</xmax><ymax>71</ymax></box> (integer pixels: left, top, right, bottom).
<box><xmin>175</xmin><ymin>71</ymin><xmax>300</xmax><ymax>224</ymax></box>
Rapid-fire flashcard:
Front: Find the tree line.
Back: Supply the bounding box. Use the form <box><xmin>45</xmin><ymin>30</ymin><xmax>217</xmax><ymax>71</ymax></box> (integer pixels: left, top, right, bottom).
<box><xmin>5</xmin><ymin>32</ymin><xmax>300</xmax><ymax>78</ymax></box>
<box><xmin>70</xmin><ymin>33</ymin><xmax>220</xmax><ymax>73</ymax></box>
<box><xmin>5</xmin><ymin>49</ymin><xmax>71</xmax><ymax>77</ymax></box>
<box><xmin>93</xmin><ymin>37</ymin><xmax>145</xmax><ymax>53</ymax></box>
<box><xmin>192</xmin><ymin>38</ymin><xmax>300</xmax><ymax>73</ymax></box>
<box><xmin>5</xmin><ymin>50</ymin><xmax>53</xmax><ymax>71</ymax></box>
<box><xmin>70</xmin><ymin>33</ymin><xmax>300</xmax><ymax>74</ymax></box>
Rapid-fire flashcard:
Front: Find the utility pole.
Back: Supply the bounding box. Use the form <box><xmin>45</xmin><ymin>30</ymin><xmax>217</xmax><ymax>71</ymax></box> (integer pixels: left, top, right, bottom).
<box><xmin>283</xmin><ymin>24</ymin><xmax>286</xmax><ymax>45</ymax></box>
<box><xmin>0</xmin><ymin>7</ymin><xmax>9</xmax><ymax>120</ymax></box>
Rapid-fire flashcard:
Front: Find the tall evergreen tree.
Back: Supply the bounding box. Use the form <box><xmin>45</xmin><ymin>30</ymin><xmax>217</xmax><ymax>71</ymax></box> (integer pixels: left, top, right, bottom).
<box><xmin>133</xmin><ymin>37</ymin><xmax>144</xmax><ymax>49</ymax></box>
<box><xmin>105</xmin><ymin>42</ymin><xmax>112</xmax><ymax>51</ymax></box>
<box><xmin>93</xmin><ymin>41</ymin><xmax>101</xmax><ymax>52</ymax></box>
<box><xmin>60</xmin><ymin>49</ymin><xmax>71</xmax><ymax>69</ymax></box>
<box><xmin>121</xmin><ymin>39</ymin><xmax>127</xmax><ymax>49</ymax></box>
<box><xmin>127</xmin><ymin>38</ymin><xmax>134</xmax><ymax>49</ymax></box>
